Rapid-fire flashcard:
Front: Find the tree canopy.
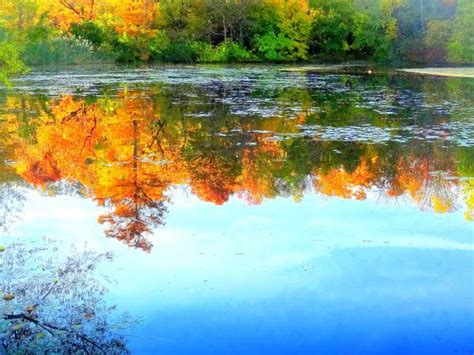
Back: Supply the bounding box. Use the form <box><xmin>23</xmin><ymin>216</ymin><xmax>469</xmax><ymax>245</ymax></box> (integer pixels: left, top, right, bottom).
<box><xmin>0</xmin><ymin>0</ymin><xmax>472</xmax><ymax>70</ymax></box>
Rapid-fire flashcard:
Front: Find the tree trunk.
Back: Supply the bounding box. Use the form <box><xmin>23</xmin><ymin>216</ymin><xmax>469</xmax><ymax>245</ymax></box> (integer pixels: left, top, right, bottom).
<box><xmin>223</xmin><ymin>16</ymin><xmax>227</xmax><ymax>42</ymax></box>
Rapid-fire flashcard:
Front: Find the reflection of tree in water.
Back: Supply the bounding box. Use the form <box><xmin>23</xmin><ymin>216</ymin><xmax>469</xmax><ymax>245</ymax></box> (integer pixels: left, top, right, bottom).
<box><xmin>387</xmin><ymin>148</ymin><xmax>459</xmax><ymax>213</ymax></box>
<box><xmin>423</xmin><ymin>174</ymin><xmax>458</xmax><ymax>213</ymax></box>
<box><xmin>99</xmin><ymin>199</ymin><xmax>167</xmax><ymax>252</ymax></box>
<box><xmin>0</xmin><ymin>241</ymin><xmax>132</xmax><ymax>353</ymax></box>
<box><xmin>0</xmin><ymin>184</ymin><xmax>25</xmax><ymax>232</ymax></box>
<box><xmin>2</xmin><ymin>85</ymin><xmax>472</xmax><ymax>251</ymax></box>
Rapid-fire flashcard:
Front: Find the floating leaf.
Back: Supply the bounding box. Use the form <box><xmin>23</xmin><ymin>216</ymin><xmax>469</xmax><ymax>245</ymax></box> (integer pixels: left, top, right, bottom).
<box><xmin>3</xmin><ymin>294</ymin><xmax>14</xmax><ymax>301</ymax></box>
<box><xmin>12</xmin><ymin>323</ymin><xmax>25</xmax><ymax>331</ymax></box>
<box><xmin>25</xmin><ymin>305</ymin><xmax>37</xmax><ymax>313</ymax></box>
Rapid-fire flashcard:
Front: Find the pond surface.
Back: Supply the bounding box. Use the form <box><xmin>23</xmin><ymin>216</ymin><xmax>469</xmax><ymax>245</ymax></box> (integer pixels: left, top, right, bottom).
<box><xmin>0</xmin><ymin>65</ymin><xmax>473</xmax><ymax>354</ymax></box>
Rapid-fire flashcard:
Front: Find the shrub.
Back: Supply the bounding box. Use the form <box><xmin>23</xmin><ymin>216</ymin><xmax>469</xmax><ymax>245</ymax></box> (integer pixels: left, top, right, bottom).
<box><xmin>112</xmin><ymin>35</ymin><xmax>143</xmax><ymax>63</ymax></box>
<box><xmin>254</xmin><ymin>32</ymin><xmax>294</xmax><ymax>62</ymax></box>
<box><xmin>0</xmin><ymin>40</ymin><xmax>28</xmax><ymax>86</ymax></box>
<box><xmin>0</xmin><ymin>27</ymin><xmax>28</xmax><ymax>86</ymax></box>
<box><xmin>193</xmin><ymin>41</ymin><xmax>253</xmax><ymax>63</ymax></box>
<box><xmin>160</xmin><ymin>41</ymin><xmax>197</xmax><ymax>63</ymax></box>
<box><xmin>225</xmin><ymin>42</ymin><xmax>254</xmax><ymax>62</ymax></box>
<box><xmin>148</xmin><ymin>31</ymin><xmax>171</xmax><ymax>61</ymax></box>
<box><xmin>193</xmin><ymin>42</ymin><xmax>227</xmax><ymax>62</ymax></box>
<box><xmin>22</xmin><ymin>36</ymin><xmax>108</xmax><ymax>66</ymax></box>
<box><xmin>70</xmin><ymin>22</ymin><xmax>106</xmax><ymax>47</ymax></box>
<box><xmin>70</xmin><ymin>22</ymin><xmax>139</xmax><ymax>63</ymax></box>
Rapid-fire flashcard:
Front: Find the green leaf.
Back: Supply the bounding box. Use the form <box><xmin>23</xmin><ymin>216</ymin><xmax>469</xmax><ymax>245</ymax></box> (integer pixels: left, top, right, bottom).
<box><xmin>12</xmin><ymin>323</ymin><xmax>25</xmax><ymax>331</ymax></box>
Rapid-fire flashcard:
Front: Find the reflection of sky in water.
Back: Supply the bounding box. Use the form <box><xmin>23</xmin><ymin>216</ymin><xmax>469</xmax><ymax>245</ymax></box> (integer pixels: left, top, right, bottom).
<box><xmin>6</xmin><ymin>187</ymin><xmax>473</xmax><ymax>354</ymax></box>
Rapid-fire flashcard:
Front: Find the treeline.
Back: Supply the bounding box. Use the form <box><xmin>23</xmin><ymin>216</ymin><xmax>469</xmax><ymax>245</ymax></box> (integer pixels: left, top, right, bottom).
<box><xmin>0</xmin><ymin>0</ymin><xmax>473</xmax><ymax>76</ymax></box>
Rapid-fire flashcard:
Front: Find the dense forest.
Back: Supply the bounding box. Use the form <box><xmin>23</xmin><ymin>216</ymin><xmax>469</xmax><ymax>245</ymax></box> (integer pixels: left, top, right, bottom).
<box><xmin>0</xmin><ymin>0</ymin><xmax>473</xmax><ymax>81</ymax></box>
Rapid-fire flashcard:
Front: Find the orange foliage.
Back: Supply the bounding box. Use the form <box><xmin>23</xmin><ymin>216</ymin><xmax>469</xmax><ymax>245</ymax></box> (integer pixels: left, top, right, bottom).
<box><xmin>114</xmin><ymin>0</ymin><xmax>159</xmax><ymax>35</ymax></box>
<box><xmin>44</xmin><ymin>0</ymin><xmax>98</xmax><ymax>28</ymax></box>
<box><xmin>237</xmin><ymin>137</ymin><xmax>283</xmax><ymax>205</ymax></box>
<box><xmin>190</xmin><ymin>157</ymin><xmax>236</xmax><ymax>205</ymax></box>
<box><xmin>315</xmin><ymin>158</ymin><xmax>376</xmax><ymax>200</ymax></box>
<box><xmin>21</xmin><ymin>152</ymin><xmax>62</xmax><ymax>186</ymax></box>
<box><xmin>4</xmin><ymin>93</ymin><xmax>469</xmax><ymax>252</ymax></box>
<box><xmin>389</xmin><ymin>158</ymin><xmax>429</xmax><ymax>202</ymax></box>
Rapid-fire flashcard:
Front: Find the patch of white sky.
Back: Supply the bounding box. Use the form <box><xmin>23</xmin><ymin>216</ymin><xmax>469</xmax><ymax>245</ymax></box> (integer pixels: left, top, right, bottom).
<box><xmin>2</xmin><ymin>186</ymin><xmax>472</xmax><ymax>308</ymax></box>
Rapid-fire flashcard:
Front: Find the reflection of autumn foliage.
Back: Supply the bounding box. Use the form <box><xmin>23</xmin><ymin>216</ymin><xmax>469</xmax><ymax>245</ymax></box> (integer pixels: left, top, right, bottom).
<box><xmin>314</xmin><ymin>152</ymin><xmax>459</xmax><ymax>214</ymax></box>
<box><xmin>315</xmin><ymin>157</ymin><xmax>377</xmax><ymax>201</ymax></box>
<box><xmin>92</xmin><ymin>92</ymin><xmax>176</xmax><ymax>251</ymax></box>
<box><xmin>464</xmin><ymin>181</ymin><xmax>474</xmax><ymax>221</ymax></box>
<box><xmin>21</xmin><ymin>152</ymin><xmax>62</xmax><ymax>186</ymax></box>
<box><xmin>9</xmin><ymin>93</ymin><xmax>179</xmax><ymax>251</ymax></box>
<box><xmin>237</xmin><ymin>137</ymin><xmax>283</xmax><ymax>205</ymax></box>
<box><xmin>390</xmin><ymin>155</ymin><xmax>457</xmax><ymax>213</ymax></box>
<box><xmin>3</xmin><ymin>92</ymin><xmax>472</xmax><ymax>250</ymax></box>
<box><xmin>190</xmin><ymin>164</ymin><xmax>235</xmax><ymax>205</ymax></box>
<box><xmin>188</xmin><ymin>146</ymin><xmax>238</xmax><ymax>205</ymax></box>
<box><xmin>389</xmin><ymin>157</ymin><xmax>429</xmax><ymax>199</ymax></box>
<box><xmin>14</xmin><ymin>96</ymin><xmax>101</xmax><ymax>186</ymax></box>
<box><xmin>98</xmin><ymin>200</ymin><xmax>166</xmax><ymax>252</ymax></box>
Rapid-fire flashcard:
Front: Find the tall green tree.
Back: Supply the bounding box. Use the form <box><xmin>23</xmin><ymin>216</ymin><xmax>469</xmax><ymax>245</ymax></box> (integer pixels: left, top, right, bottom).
<box><xmin>309</xmin><ymin>0</ymin><xmax>355</xmax><ymax>60</ymax></box>
<box><xmin>448</xmin><ymin>0</ymin><xmax>474</xmax><ymax>64</ymax></box>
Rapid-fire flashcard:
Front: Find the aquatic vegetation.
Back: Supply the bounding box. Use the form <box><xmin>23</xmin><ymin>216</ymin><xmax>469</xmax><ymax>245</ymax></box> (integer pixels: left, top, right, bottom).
<box><xmin>0</xmin><ymin>241</ymin><xmax>132</xmax><ymax>353</ymax></box>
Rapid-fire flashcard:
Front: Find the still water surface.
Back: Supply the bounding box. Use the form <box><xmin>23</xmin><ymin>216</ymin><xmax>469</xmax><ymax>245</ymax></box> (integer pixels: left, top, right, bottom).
<box><xmin>0</xmin><ymin>66</ymin><xmax>473</xmax><ymax>354</ymax></box>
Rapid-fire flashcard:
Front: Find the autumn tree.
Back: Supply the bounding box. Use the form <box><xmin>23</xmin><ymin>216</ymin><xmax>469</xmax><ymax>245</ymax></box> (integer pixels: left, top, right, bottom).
<box><xmin>115</xmin><ymin>0</ymin><xmax>160</xmax><ymax>35</ymax></box>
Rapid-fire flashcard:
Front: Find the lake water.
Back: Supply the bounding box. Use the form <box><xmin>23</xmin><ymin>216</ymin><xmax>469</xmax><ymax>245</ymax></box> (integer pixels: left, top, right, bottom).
<box><xmin>0</xmin><ymin>66</ymin><xmax>473</xmax><ymax>354</ymax></box>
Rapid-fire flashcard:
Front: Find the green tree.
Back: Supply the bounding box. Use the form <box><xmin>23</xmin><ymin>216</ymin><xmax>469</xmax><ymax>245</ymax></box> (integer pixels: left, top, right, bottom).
<box><xmin>448</xmin><ymin>0</ymin><xmax>474</xmax><ymax>64</ymax></box>
<box><xmin>350</xmin><ymin>0</ymin><xmax>404</xmax><ymax>62</ymax></box>
<box><xmin>309</xmin><ymin>0</ymin><xmax>355</xmax><ymax>60</ymax></box>
<box><xmin>0</xmin><ymin>34</ymin><xmax>28</xmax><ymax>87</ymax></box>
<box><xmin>251</xmin><ymin>0</ymin><xmax>314</xmax><ymax>61</ymax></box>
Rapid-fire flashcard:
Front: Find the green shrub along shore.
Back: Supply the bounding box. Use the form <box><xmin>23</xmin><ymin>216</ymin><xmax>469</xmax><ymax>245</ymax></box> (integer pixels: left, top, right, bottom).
<box><xmin>0</xmin><ymin>0</ymin><xmax>473</xmax><ymax>85</ymax></box>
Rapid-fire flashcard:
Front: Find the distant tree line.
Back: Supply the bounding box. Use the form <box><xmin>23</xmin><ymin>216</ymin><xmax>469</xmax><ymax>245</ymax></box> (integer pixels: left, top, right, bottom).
<box><xmin>0</xmin><ymin>0</ymin><xmax>472</xmax><ymax>80</ymax></box>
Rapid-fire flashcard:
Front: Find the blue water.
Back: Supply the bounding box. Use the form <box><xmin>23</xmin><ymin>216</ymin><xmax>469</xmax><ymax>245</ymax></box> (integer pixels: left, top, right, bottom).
<box><xmin>8</xmin><ymin>189</ymin><xmax>474</xmax><ymax>354</ymax></box>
